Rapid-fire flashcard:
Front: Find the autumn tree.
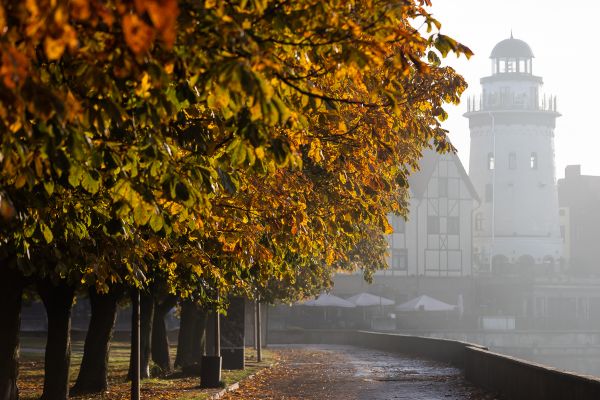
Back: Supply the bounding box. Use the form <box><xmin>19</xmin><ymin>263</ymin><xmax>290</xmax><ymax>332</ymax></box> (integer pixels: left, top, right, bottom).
<box><xmin>0</xmin><ymin>0</ymin><xmax>470</xmax><ymax>399</ymax></box>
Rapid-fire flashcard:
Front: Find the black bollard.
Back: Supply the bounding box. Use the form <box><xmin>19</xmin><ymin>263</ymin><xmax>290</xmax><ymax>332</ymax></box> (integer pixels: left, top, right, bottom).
<box><xmin>200</xmin><ymin>299</ymin><xmax>222</xmax><ymax>388</ymax></box>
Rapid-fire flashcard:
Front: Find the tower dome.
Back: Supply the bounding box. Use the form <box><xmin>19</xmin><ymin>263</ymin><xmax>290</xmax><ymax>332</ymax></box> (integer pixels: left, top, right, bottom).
<box><xmin>488</xmin><ymin>35</ymin><xmax>535</xmax><ymax>75</ymax></box>
<box><xmin>490</xmin><ymin>37</ymin><xmax>534</xmax><ymax>59</ymax></box>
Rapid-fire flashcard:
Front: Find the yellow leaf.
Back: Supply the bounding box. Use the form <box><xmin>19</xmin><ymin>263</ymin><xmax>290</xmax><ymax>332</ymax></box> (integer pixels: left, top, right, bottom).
<box><xmin>255</xmin><ymin>147</ymin><xmax>265</xmax><ymax>160</ymax></box>
<box><xmin>44</xmin><ymin>36</ymin><xmax>66</xmax><ymax>60</ymax></box>
<box><xmin>135</xmin><ymin>72</ymin><xmax>152</xmax><ymax>98</ymax></box>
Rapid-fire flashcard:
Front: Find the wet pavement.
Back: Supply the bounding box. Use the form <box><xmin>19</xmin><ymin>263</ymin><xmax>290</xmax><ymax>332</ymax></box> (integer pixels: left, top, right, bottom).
<box><xmin>222</xmin><ymin>345</ymin><xmax>497</xmax><ymax>400</ymax></box>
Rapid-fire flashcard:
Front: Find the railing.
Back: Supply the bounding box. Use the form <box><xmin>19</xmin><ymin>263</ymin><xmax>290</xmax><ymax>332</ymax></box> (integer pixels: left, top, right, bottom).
<box><xmin>467</xmin><ymin>94</ymin><xmax>558</xmax><ymax>113</ymax></box>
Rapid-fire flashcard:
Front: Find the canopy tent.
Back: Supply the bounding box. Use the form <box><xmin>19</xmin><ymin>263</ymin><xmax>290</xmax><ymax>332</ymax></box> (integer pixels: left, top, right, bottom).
<box><xmin>298</xmin><ymin>293</ymin><xmax>356</xmax><ymax>308</ymax></box>
<box><xmin>346</xmin><ymin>292</ymin><xmax>395</xmax><ymax>307</ymax></box>
<box><xmin>396</xmin><ymin>295</ymin><xmax>456</xmax><ymax>312</ymax></box>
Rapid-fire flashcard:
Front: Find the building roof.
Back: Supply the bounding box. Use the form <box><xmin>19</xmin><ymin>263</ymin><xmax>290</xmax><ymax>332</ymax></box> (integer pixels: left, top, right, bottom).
<box><xmin>408</xmin><ymin>148</ymin><xmax>480</xmax><ymax>202</ymax></box>
<box><xmin>490</xmin><ymin>37</ymin><xmax>534</xmax><ymax>59</ymax></box>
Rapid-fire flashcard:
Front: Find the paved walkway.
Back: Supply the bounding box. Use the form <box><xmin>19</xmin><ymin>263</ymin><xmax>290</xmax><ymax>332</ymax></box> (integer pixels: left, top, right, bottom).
<box><xmin>222</xmin><ymin>345</ymin><xmax>498</xmax><ymax>400</ymax></box>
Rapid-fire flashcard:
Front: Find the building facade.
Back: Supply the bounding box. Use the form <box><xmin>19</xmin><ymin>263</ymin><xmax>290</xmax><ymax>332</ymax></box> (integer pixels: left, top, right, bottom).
<box><xmin>558</xmin><ymin>165</ymin><xmax>600</xmax><ymax>274</ymax></box>
<box><xmin>465</xmin><ymin>36</ymin><xmax>562</xmax><ymax>270</ymax></box>
<box><xmin>333</xmin><ymin>148</ymin><xmax>479</xmax><ymax>311</ymax></box>
<box><xmin>384</xmin><ymin>149</ymin><xmax>479</xmax><ymax>277</ymax></box>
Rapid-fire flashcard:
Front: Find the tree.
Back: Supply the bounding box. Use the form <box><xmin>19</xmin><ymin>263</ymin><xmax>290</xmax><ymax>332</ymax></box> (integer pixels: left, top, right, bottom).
<box><xmin>0</xmin><ymin>1</ymin><xmax>471</xmax><ymax>398</ymax></box>
<box><xmin>70</xmin><ymin>287</ymin><xmax>123</xmax><ymax>396</ymax></box>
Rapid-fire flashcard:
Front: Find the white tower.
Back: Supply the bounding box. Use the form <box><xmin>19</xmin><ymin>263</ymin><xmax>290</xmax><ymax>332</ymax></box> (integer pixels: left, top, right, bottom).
<box><xmin>465</xmin><ymin>36</ymin><xmax>562</xmax><ymax>270</ymax></box>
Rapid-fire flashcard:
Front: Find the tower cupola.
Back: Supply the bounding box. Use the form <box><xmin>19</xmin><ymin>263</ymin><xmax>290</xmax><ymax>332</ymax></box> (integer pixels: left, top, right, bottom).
<box><xmin>490</xmin><ymin>34</ymin><xmax>534</xmax><ymax>75</ymax></box>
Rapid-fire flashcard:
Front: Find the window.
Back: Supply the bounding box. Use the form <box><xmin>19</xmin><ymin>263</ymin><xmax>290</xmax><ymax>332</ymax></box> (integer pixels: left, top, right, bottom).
<box><xmin>391</xmin><ymin>217</ymin><xmax>405</xmax><ymax>233</ymax></box>
<box><xmin>487</xmin><ymin>153</ymin><xmax>495</xmax><ymax>170</ymax></box>
<box><xmin>530</xmin><ymin>152</ymin><xmax>538</xmax><ymax>169</ymax></box>
<box><xmin>485</xmin><ymin>184</ymin><xmax>493</xmax><ymax>203</ymax></box>
<box><xmin>509</xmin><ymin>152</ymin><xmax>517</xmax><ymax>169</ymax></box>
<box><xmin>475</xmin><ymin>213</ymin><xmax>483</xmax><ymax>231</ymax></box>
<box><xmin>506</xmin><ymin>60</ymin><xmax>515</xmax><ymax>73</ymax></box>
<box><xmin>447</xmin><ymin>217</ymin><xmax>460</xmax><ymax>235</ymax></box>
<box><xmin>438</xmin><ymin>178</ymin><xmax>448</xmax><ymax>197</ymax></box>
<box><xmin>427</xmin><ymin>216</ymin><xmax>440</xmax><ymax>234</ymax></box>
<box><xmin>391</xmin><ymin>249</ymin><xmax>408</xmax><ymax>270</ymax></box>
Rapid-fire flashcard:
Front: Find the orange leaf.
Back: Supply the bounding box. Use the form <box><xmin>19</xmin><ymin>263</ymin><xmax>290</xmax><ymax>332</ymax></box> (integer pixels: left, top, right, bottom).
<box><xmin>122</xmin><ymin>13</ymin><xmax>154</xmax><ymax>55</ymax></box>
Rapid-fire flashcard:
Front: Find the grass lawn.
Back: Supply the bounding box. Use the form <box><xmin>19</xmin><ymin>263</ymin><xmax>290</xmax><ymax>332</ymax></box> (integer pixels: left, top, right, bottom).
<box><xmin>19</xmin><ymin>336</ymin><xmax>274</xmax><ymax>400</ymax></box>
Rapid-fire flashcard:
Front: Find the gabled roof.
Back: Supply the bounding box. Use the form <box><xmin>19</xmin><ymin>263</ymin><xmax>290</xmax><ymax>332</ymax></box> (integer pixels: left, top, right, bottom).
<box><xmin>407</xmin><ymin>148</ymin><xmax>480</xmax><ymax>202</ymax></box>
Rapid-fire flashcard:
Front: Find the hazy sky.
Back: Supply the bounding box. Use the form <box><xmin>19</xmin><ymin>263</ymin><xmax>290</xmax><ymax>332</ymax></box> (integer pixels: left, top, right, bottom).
<box><xmin>431</xmin><ymin>0</ymin><xmax>599</xmax><ymax>178</ymax></box>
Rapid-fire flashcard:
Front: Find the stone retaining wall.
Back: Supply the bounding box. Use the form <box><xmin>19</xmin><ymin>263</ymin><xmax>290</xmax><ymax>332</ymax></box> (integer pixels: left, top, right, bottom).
<box><xmin>268</xmin><ymin>329</ymin><xmax>600</xmax><ymax>400</ymax></box>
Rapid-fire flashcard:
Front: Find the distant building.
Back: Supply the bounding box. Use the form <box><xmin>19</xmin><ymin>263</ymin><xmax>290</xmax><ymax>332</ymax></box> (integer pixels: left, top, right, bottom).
<box><xmin>384</xmin><ymin>149</ymin><xmax>479</xmax><ymax>277</ymax></box>
<box><xmin>558</xmin><ymin>165</ymin><xmax>600</xmax><ymax>274</ymax></box>
<box><xmin>333</xmin><ymin>149</ymin><xmax>479</xmax><ymax>311</ymax></box>
<box><xmin>465</xmin><ymin>35</ymin><xmax>562</xmax><ymax>271</ymax></box>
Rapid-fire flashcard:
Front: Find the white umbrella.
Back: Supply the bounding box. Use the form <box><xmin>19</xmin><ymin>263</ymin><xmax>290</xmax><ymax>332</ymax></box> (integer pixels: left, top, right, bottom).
<box><xmin>396</xmin><ymin>295</ymin><xmax>456</xmax><ymax>312</ymax></box>
<box><xmin>299</xmin><ymin>293</ymin><xmax>356</xmax><ymax>308</ymax></box>
<box><xmin>346</xmin><ymin>292</ymin><xmax>395</xmax><ymax>307</ymax></box>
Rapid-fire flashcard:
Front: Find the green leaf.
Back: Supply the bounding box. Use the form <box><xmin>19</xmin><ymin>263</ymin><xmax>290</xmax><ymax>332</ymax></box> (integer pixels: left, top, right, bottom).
<box><xmin>40</xmin><ymin>223</ymin><xmax>53</xmax><ymax>244</ymax></box>
<box><xmin>68</xmin><ymin>164</ymin><xmax>83</xmax><ymax>188</ymax></box>
<box><xmin>43</xmin><ymin>181</ymin><xmax>54</xmax><ymax>195</ymax></box>
<box><xmin>81</xmin><ymin>171</ymin><xmax>101</xmax><ymax>194</ymax></box>
<box><xmin>133</xmin><ymin>202</ymin><xmax>153</xmax><ymax>225</ymax></box>
<box><xmin>149</xmin><ymin>213</ymin><xmax>164</xmax><ymax>232</ymax></box>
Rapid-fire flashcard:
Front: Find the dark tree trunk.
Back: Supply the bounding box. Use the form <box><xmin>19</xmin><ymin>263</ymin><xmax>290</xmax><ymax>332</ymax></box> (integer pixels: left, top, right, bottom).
<box><xmin>151</xmin><ymin>296</ymin><xmax>177</xmax><ymax>374</ymax></box>
<box><xmin>70</xmin><ymin>288</ymin><xmax>121</xmax><ymax>395</ymax></box>
<box><xmin>37</xmin><ymin>280</ymin><xmax>75</xmax><ymax>400</ymax></box>
<box><xmin>174</xmin><ymin>300</ymin><xmax>194</xmax><ymax>369</ymax></box>
<box><xmin>128</xmin><ymin>291</ymin><xmax>154</xmax><ymax>379</ymax></box>
<box><xmin>175</xmin><ymin>300</ymin><xmax>207</xmax><ymax>374</ymax></box>
<box><xmin>0</xmin><ymin>263</ymin><xmax>23</xmax><ymax>400</ymax></box>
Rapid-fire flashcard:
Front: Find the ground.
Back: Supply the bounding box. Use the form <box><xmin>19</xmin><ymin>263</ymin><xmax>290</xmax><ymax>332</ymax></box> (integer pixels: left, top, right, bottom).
<box><xmin>19</xmin><ymin>339</ymin><xmax>497</xmax><ymax>400</ymax></box>
<box><xmin>18</xmin><ymin>336</ymin><xmax>273</xmax><ymax>400</ymax></box>
<box><xmin>221</xmin><ymin>345</ymin><xmax>499</xmax><ymax>400</ymax></box>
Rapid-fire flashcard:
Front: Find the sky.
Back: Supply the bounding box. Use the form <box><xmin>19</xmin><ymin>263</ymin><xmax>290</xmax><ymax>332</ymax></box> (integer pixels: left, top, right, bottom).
<box><xmin>429</xmin><ymin>0</ymin><xmax>600</xmax><ymax>179</ymax></box>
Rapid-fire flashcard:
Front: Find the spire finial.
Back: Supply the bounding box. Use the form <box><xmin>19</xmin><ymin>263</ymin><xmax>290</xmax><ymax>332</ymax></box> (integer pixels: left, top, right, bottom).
<box><xmin>510</xmin><ymin>29</ymin><xmax>514</xmax><ymax>39</ymax></box>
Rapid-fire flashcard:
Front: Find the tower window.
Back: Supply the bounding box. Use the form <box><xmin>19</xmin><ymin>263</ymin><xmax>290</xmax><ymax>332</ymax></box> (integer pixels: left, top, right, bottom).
<box><xmin>530</xmin><ymin>152</ymin><xmax>538</xmax><ymax>169</ymax></box>
<box><xmin>487</xmin><ymin>153</ymin><xmax>495</xmax><ymax>170</ymax></box>
<box><xmin>509</xmin><ymin>152</ymin><xmax>517</xmax><ymax>170</ymax></box>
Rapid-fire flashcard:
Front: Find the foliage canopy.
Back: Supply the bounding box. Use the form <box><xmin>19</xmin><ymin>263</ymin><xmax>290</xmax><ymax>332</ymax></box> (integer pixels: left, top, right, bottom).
<box><xmin>0</xmin><ymin>0</ymin><xmax>471</xmax><ymax>303</ymax></box>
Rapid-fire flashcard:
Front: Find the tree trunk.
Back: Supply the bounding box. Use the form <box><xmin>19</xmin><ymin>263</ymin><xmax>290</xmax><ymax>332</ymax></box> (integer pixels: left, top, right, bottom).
<box><xmin>128</xmin><ymin>291</ymin><xmax>153</xmax><ymax>379</ymax></box>
<box><xmin>175</xmin><ymin>300</ymin><xmax>207</xmax><ymax>375</ymax></box>
<box><xmin>151</xmin><ymin>296</ymin><xmax>177</xmax><ymax>374</ymax></box>
<box><xmin>174</xmin><ymin>300</ymin><xmax>194</xmax><ymax>369</ymax></box>
<box><xmin>0</xmin><ymin>263</ymin><xmax>23</xmax><ymax>400</ymax></box>
<box><xmin>37</xmin><ymin>280</ymin><xmax>75</xmax><ymax>400</ymax></box>
<box><xmin>70</xmin><ymin>287</ymin><xmax>121</xmax><ymax>395</ymax></box>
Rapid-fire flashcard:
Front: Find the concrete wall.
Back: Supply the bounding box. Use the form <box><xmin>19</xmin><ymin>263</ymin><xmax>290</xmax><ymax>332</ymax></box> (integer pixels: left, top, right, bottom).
<box><xmin>465</xmin><ymin>346</ymin><xmax>600</xmax><ymax>400</ymax></box>
<box><xmin>268</xmin><ymin>329</ymin><xmax>600</xmax><ymax>400</ymax></box>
